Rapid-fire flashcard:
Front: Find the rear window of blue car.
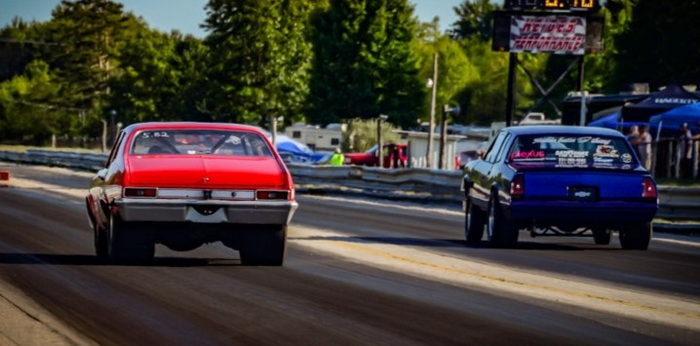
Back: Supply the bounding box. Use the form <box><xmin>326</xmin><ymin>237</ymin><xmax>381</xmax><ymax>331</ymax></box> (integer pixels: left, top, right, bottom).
<box><xmin>506</xmin><ymin>134</ymin><xmax>637</xmax><ymax>169</ymax></box>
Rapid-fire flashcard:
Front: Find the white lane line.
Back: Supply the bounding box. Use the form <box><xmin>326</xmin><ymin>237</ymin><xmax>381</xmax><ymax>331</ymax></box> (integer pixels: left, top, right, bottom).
<box><xmin>288</xmin><ymin>225</ymin><xmax>700</xmax><ymax>332</ymax></box>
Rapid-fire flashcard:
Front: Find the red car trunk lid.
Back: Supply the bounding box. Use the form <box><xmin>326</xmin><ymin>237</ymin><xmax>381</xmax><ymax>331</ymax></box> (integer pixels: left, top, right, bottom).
<box><xmin>126</xmin><ymin>155</ymin><xmax>287</xmax><ymax>189</ymax></box>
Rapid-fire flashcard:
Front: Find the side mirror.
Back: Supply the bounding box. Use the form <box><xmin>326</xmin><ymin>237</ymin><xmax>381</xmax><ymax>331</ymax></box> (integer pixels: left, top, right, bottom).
<box><xmin>96</xmin><ymin>168</ymin><xmax>108</xmax><ymax>181</ymax></box>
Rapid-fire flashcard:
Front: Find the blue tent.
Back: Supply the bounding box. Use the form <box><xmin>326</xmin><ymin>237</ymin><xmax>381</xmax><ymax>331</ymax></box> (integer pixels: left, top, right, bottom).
<box><xmin>621</xmin><ymin>84</ymin><xmax>700</xmax><ymax>122</ymax></box>
<box><xmin>587</xmin><ymin>111</ymin><xmax>647</xmax><ymax>132</ymax></box>
<box><xmin>649</xmin><ymin>102</ymin><xmax>700</xmax><ymax>137</ymax></box>
<box><xmin>588</xmin><ymin>112</ymin><xmax>620</xmax><ymax>129</ymax></box>
<box><xmin>274</xmin><ymin>134</ymin><xmax>329</xmax><ymax>164</ymax></box>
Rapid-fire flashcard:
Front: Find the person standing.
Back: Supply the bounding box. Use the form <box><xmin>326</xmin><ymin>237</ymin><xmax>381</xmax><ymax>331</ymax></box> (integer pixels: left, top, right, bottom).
<box><xmin>679</xmin><ymin>123</ymin><xmax>693</xmax><ymax>178</ymax></box>
<box><xmin>636</xmin><ymin>125</ymin><xmax>652</xmax><ymax>170</ymax></box>
<box><xmin>329</xmin><ymin>147</ymin><xmax>345</xmax><ymax>166</ymax></box>
<box><xmin>627</xmin><ymin>125</ymin><xmax>640</xmax><ymax>157</ymax></box>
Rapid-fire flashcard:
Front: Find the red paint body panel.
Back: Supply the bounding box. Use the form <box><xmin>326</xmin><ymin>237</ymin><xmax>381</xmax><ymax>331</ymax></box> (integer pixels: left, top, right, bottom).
<box><xmin>126</xmin><ymin>155</ymin><xmax>286</xmax><ymax>189</ymax></box>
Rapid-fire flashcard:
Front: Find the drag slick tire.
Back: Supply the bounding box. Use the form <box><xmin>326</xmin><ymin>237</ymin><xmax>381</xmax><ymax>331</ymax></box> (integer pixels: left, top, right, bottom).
<box><xmin>619</xmin><ymin>222</ymin><xmax>652</xmax><ymax>250</ymax></box>
<box><xmin>107</xmin><ymin>216</ymin><xmax>155</xmax><ymax>263</ymax></box>
<box><xmin>465</xmin><ymin>198</ymin><xmax>486</xmax><ymax>244</ymax></box>
<box><xmin>486</xmin><ymin>194</ymin><xmax>519</xmax><ymax>248</ymax></box>
<box><xmin>238</xmin><ymin>225</ymin><xmax>287</xmax><ymax>266</ymax></box>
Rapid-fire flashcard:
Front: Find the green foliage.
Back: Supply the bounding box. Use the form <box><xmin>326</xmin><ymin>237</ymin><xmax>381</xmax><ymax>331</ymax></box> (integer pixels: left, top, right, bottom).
<box><xmin>449</xmin><ymin>0</ymin><xmax>500</xmax><ymax>41</ymax></box>
<box><xmin>0</xmin><ymin>60</ymin><xmax>75</xmax><ymax>144</ymax></box>
<box><xmin>613</xmin><ymin>0</ymin><xmax>700</xmax><ymax>90</ymax></box>
<box><xmin>203</xmin><ymin>0</ymin><xmax>315</xmax><ymax>125</ymax></box>
<box><xmin>308</xmin><ymin>0</ymin><xmax>425</xmax><ymax>129</ymax></box>
<box><xmin>415</xmin><ymin>18</ymin><xmax>478</xmax><ymax>124</ymax></box>
<box><xmin>0</xmin><ymin>0</ymin><xmax>697</xmax><ymax>146</ymax></box>
<box><xmin>109</xmin><ymin>30</ymin><xmax>210</xmax><ymax>124</ymax></box>
<box><xmin>343</xmin><ymin>118</ymin><xmax>400</xmax><ymax>152</ymax></box>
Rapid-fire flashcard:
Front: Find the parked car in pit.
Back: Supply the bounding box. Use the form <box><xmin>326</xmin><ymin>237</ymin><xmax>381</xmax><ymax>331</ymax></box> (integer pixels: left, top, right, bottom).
<box><xmin>344</xmin><ymin>143</ymin><xmax>408</xmax><ymax>168</ymax></box>
<box><xmin>462</xmin><ymin>126</ymin><xmax>658</xmax><ymax>249</ymax></box>
<box><xmin>85</xmin><ymin>122</ymin><xmax>298</xmax><ymax>265</ymax></box>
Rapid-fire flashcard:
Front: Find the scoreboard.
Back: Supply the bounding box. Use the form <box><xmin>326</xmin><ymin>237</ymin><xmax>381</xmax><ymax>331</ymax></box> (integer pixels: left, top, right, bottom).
<box><xmin>505</xmin><ymin>0</ymin><xmax>600</xmax><ymax>11</ymax></box>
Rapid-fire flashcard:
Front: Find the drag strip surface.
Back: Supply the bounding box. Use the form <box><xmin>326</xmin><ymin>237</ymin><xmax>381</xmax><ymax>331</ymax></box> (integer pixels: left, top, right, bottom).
<box><xmin>0</xmin><ymin>163</ymin><xmax>698</xmax><ymax>345</ymax></box>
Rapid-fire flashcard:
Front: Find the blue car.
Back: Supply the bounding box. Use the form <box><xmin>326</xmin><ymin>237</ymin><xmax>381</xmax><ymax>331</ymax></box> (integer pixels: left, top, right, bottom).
<box><xmin>462</xmin><ymin>126</ymin><xmax>658</xmax><ymax>249</ymax></box>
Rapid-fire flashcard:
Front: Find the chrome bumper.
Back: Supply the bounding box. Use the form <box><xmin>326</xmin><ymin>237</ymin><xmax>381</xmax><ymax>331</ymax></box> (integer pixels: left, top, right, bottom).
<box><xmin>115</xmin><ymin>198</ymin><xmax>298</xmax><ymax>225</ymax></box>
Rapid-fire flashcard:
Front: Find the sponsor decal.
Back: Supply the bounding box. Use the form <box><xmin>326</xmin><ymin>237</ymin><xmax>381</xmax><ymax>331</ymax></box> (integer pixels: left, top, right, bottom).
<box><xmin>594</xmin><ymin>145</ymin><xmax>619</xmax><ymax>158</ymax></box>
<box><xmin>510</xmin><ymin>150</ymin><xmax>546</xmax><ymax>160</ymax></box>
<box><xmin>558</xmin><ymin>158</ymin><xmax>587</xmax><ymax>165</ymax></box>
<box><xmin>533</xmin><ymin>136</ymin><xmax>611</xmax><ymax>145</ymax></box>
<box><xmin>621</xmin><ymin>153</ymin><xmax>632</xmax><ymax>163</ymax></box>
<box><xmin>555</xmin><ymin>150</ymin><xmax>589</xmax><ymax>158</ymax></box>
<box><xmin>593</xmin><ymin>157</ymin><xmax>614</xmax><ymax>163</ymax></box>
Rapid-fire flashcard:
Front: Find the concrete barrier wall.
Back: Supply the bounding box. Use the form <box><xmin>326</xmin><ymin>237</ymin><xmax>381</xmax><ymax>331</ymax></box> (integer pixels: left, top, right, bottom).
<box><xmin>1</xmin><ymin>149</ymin><xmax>698</xmax><ymax>223</ymax></box>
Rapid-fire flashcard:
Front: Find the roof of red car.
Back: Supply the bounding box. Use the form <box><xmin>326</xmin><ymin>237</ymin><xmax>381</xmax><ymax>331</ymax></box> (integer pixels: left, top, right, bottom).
<box><xmin>124</xmin><ymin>122</ymin><xmax>265</xmax><ymax>134</ymax></box>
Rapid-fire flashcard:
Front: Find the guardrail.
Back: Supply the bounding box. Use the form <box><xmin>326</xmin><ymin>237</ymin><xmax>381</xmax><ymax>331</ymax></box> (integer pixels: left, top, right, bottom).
<box><xmin>1</xmin><ymin>149</ymin><xmax>698</xmax><ymax>224</ymax></box>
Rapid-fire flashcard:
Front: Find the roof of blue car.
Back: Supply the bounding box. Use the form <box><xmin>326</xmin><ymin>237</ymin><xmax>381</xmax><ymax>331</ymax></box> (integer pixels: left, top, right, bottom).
<box><xmin>502</xmin><ymin>125</ymin><xmax>623</xmax><ymax>137</ymax></box>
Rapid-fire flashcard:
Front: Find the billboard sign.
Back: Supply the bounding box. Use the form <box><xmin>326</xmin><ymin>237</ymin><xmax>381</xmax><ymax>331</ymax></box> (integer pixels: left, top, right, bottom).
<box><xmin>510</xmin><ymin>15</ymin><xmax>586</xmax><ymax>55</ymax></box>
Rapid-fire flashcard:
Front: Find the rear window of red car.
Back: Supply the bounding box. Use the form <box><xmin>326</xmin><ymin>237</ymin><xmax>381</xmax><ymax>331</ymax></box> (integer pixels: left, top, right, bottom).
<box><xmin>506</xmin><ymin>134</ymin><xmax>637</xmax><ymax>169</ymax></box>
<box><xmin>131</xmin><ymin>129</ymin><xmax>273</xmax><ymax>157</ymax></box>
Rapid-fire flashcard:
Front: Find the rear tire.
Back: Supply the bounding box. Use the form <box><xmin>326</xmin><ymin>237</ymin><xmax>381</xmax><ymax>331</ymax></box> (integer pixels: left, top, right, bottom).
<box><xmin>465</xmin><ymin>198</ymin><xmax>485</xmax><ymax>244</ymax></box>
<box><xmin>94</xmin><ymin>222</ymin><xmax>108</xmax><ymax>258</ymax></box>
<box><xmin>486</xmin><ymin>195</ymin><xmax>519</xmax><ymax>248</ymax></box>
<box><xmin>592</xmin><ymin>228</ymin><xmax>611</xmax><ymax>245</ymax></box>
<box><xmin>107</xmin><ymin>216</ymin><xmax>155</xmax><ymax>263</ymax></box>
<box><xmin>239</xmin><ymin>225</ymin><xmax>287</xmax><ymax>266</ymax></box>
<box><xmin>619</xmin><ymin>223</ymin><xmax>652</xmax><ymax>250</ymax></box>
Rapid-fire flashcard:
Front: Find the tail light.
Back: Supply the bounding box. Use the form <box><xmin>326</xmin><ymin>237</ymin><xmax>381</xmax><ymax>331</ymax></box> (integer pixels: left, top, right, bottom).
<box><xmin>642</xmin><ymin>177</ymin><xmax>657</xmax><ymax>200</ymax></box>
<box><xmin>510</xmin><ymin>174</ymin><xmax>525</xmax><ymax>199</ymax></box>
<box><xmin>124</xmin><ymin>187</ymin><xmax>157</xmax><ymax>198</ymax></box>
<box><xmin>256</xmin><ymin>190</ymin><xmax>290</xmax><ymax>200</ymax></box>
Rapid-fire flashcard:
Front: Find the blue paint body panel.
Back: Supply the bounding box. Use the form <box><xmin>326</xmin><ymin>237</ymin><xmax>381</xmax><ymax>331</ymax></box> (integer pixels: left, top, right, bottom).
<box><xmin>463</xmin><ymin>126</ymin><xmax>658</xmax><ymax>230</ymax></box>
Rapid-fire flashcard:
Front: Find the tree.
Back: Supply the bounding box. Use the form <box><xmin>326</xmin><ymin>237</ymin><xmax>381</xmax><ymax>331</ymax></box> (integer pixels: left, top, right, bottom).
<box><xmin>0</xmin><ymin>60</ymin><xmax>74</xmax><ymax>144</ymax></box>
<box><xmin>613</xmin><ymin>0</ymin><xmax>700</xmax><ymax>89</ymax></box>
<box><xmin>415</xmin><ymin>18</ymin><xmax>477</xmax><ymax>124</ymax></box>
<box><xmin>202</xmin><ymin>0</ymin><xmax>315</xmax><ymax>125</ymax></box>
<box><xmin>343</xmin><ymin>118</ymin><xmax>399</xmax><ymax>152</ymax></box>
<box><xmin>308</xmin><ymin>0</ymin><xmax>424</xmax><ymax>129</ymax></box>
<box><xmin>42</xmin><ymin>0</ymin><xmax>144</xmax><ymax>136</ymax></box>
<box><xmin>109</xmin><ymin>29</ymin><xmax>210</xmax><ymax>124</ymax></box>
<box><xmin>449</xmin><ymin>0</ymin><xmax>499</xmax><ymax>41</ymax></box>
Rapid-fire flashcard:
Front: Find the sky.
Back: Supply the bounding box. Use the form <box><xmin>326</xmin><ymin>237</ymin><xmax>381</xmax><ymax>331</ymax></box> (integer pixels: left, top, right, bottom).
<box><xmin>0</xmin><ymin>0</ymin><xmax>466</xmax><ymax>37</ymax></box>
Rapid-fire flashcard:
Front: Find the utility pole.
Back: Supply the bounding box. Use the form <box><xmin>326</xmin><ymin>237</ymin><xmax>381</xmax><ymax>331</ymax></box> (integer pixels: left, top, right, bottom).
<box><xmin>427</xmin><ymin>52</ymin><xmax>438</xmax><ymax>169</ymax></box>
<box><xmin>578</xmin><ymin>56</ymin><xmax>587</xmax><ymax>126</ymax></box>
<box><xmin>438</xmin><ymin>105</ymin><xmax>448</xmax><ymax>170</ymax></box>
<box><xmin>377</xmin><ymin>114</ymin><xmax>388</xmax><ymax>168</ymax></box>
<box><xmin>505</xmin><ymin>52</ymin><xmax>518</xmax><ymax>127</ymax></box>
<box><xmin>271</xmin><ymin>116</ymin><xmax>278</xmax><ymax>145</ymax></box>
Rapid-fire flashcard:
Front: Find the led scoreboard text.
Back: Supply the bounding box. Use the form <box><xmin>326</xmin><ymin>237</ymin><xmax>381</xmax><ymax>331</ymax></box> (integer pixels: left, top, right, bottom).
<box><xmin>506</xmin><ymin>0</ymin><xmax>599</xmax><ymax>11</ymax></box>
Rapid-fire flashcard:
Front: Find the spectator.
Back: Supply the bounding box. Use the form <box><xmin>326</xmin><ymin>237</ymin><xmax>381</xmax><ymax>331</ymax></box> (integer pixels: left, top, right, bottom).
<box><xmin>329</xmin><ymin>147</ymin><xmax>344</xmax><ymax>166</ymax></box>
<box><xmin>636</xmin><ymin>125</ymin><xmax>652</xmax><ymax>170</ymax></box>
<box><xmin>679</xmin><ymin>123</ymin><xmax>693</xmax><ymax>178</ymax></box>
<box><xmin>627</xmin><ymin>125</ymin><xmax>640</xmax><ymax>157</ymax></box>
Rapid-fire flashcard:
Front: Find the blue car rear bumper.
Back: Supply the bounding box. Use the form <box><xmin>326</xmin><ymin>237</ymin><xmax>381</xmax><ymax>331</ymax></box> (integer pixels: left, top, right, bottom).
<box><xmin>508</xmin><ymin>200</ymin><xmax>657</xmax><ymax>226</ymax></box>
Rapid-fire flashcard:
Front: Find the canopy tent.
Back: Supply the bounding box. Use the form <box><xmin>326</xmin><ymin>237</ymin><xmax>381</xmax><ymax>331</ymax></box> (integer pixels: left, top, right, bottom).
<box><xmin>649</xmin><ymin>102</ymin><xmax>700</xmax><ymax>137</ymax></box>
<box><xmin>621</xmin><ymin>84</ymin><xmax>700</xmax><ymax>122</ymax></box>
<box><xmin>587</xmin><ymin>108</ymin><xmax>647</xmax><ymax>133</ymax></box>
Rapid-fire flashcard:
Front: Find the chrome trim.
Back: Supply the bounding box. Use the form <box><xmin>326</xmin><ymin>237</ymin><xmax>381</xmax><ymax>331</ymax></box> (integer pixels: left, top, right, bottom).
<box><xmin>114</xmin><ymin>198</ymin><xmax>298</xmax><ymax>225</ymax></box>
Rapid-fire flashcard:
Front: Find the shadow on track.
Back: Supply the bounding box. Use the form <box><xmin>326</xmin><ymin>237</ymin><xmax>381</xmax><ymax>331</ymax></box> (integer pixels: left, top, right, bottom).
<box><xmin>0</xmin><ymin>253</ymin><xmax>240</xmax><ymax>267</ymax></box>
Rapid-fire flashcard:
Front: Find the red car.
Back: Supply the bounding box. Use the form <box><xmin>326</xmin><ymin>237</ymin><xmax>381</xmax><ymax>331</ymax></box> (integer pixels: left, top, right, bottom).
<box><xmin>85</xmin><ymin>122</ymin><xmax>297</xmax><ymax>265</ymax></box>
<box><xmin>344</xmin><ymin>143</ymin><xmax>408</xmax><ymax>168</ymax></box>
